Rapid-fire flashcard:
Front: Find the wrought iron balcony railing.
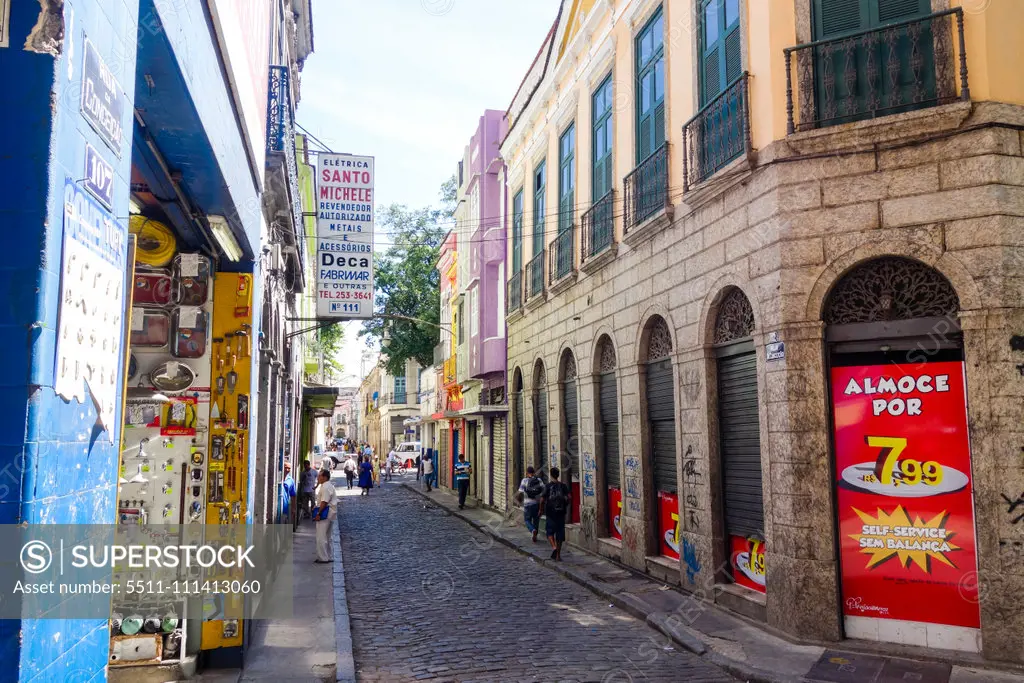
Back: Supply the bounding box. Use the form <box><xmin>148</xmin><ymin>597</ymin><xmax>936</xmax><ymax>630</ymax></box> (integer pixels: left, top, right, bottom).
<box><xmin>683</xmin><ymin>74</ymin><xmax>751</xmax><ymax>190</ymax></box>
<box><xmin>266</xmin><ymin>65</ymin><xmax>305</xmax><ymax>271</ymax></box>
<box><xmin>507</xmin><ymin>270</ymin><xmax>523</xmax><ymax>313</ymax></box>
<box><xmin>582</xmin><ymin>190</ymin><xmax>615</xmax><ymax>261</ymax></box>
<box><xmin>526</xmin><ymin>251</ymin><xmax>545</xmax><ymax>301</ymax></box>
<box><xmin>784</xmin><ymin>8</ymin><xmax>969</xmax><ymax>134</ymax></box>
<box><xmin>624</xmin><ymin>144</ymin><xmax>669</xmax><ymax>233</ymax></box>
<box><xmin>549</xmin><ymin>228</ymin><xmax>575</xmax><ymax>284</ymax></box>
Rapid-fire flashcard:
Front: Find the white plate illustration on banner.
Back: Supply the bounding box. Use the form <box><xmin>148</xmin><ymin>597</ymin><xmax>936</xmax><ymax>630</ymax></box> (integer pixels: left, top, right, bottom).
<box><xmin>735</xmin><ymin>552</ymin><xmax>767</xmax><ymax>587</ymax></box>
<box><xmin>613</xmin><ymin>514</ymin><xmax>621</xmax><ymax>536</ymax></box>
<box><xmin>663</xmin><ymin>529</ymin><xmax>680</xmax><ymax>554</ymax></box>
<box><xmin>839</xmin><ymin>462</ymin><xmax>968</xmax><ymax>497</ymax></box>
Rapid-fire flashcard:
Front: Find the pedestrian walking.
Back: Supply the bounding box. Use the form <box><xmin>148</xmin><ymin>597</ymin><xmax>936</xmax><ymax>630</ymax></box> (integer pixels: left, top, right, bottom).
<box><xmin>342</xmin><ymin>454</ymin><xmax>357</xmax><ymax>490</ymax></box>
<box><xmin>298</xmin><ymin>459</ymin><xmax>317</xmax><ymax>520</ymax></box>
<box><xmin>358</xmin><ymin>455</ymin><xmax>374</xmax><ymax>496</ymax></box>
<box><xmin>517</xmin><ymin>466</ymin><xmax>545</xmax><ymax>542</ymax></box>
<box><xmin>415</xmin><ymin>453</ymin><xmax>422</xmax><ymax>481</ymax></box>
<box><xmin>540</xmin><ymin>467</ymin><xmax>571</xmax><ymax>561</ymax></box>
<box><xmin>282</xmin><ymin>461</ymin><xmax>297</xmax><ymax>525</ymax></box>
<box><xmin>422</xmin><ymin>453</ymin><xmax>434</xmax><ymax>492</ymax></box>
<box><xmin>454</xmin><ymin>453</ymin><xmax>472</xmax><ymax>509</ymax></box>
<box><xmin>313</xmin><ymin>470</ymin><xmax>337</xmax><ymax>563</ymax></box>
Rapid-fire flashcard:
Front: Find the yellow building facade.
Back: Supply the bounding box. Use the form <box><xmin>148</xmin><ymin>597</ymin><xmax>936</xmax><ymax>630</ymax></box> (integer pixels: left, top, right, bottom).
<box><xmin>502</xmin><ymin>0</ymin><xmax>1024</xmax><ymax>664</ymax></box>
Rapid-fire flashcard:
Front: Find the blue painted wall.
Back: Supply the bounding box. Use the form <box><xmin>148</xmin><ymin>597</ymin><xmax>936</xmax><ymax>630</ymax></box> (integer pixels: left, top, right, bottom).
<box><xmin>0</xmin><ymin>0</ymin><xmax>140</xmax><ymax>681</ymax></box>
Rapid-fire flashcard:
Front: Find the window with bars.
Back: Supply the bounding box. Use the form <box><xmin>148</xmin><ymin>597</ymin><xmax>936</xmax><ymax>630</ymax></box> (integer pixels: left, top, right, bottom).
<box><xmin>558</xmin><ymin>123</ymin><xmax>576</xmax><ymax>234</ymax></box>
<box><xmin>533</xmin><ymin>161</ymin><xmax>546</xmax><ymax>256</ymax></box>
<box><xmin>592</xmin><ymin>76</ymin><xmax>614</xmax><ymax>202</ymax></box>
<box><xmin>512</xmin><ymin>189</ymin><xmax>524</xmax><ymax>271</ymax></box>
<box><xmin>635</xmin><ymin>8</ymin><xmax>665</xmax><ymax>164</ymax></box>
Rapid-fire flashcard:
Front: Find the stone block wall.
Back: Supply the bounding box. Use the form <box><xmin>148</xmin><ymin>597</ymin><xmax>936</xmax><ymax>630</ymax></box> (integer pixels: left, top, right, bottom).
<box><xmin>506</xmin><ymin>101</ymin><xmax>1024</xmax><ymax>662</ymax></box>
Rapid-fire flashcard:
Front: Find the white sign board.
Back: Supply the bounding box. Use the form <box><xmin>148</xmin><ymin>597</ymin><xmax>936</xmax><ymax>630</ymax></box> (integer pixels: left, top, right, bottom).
<box><xmin>316</xmin><ymin>153</ymin><xmax>374</xmax><ymax>318</ymax></box>
<box><xmin>55</xmin><ymin>178</ymin><xmax>128</xmax><ymax>439</ymax></box>
<box><xmin>0</xmin><ymin>0</ymin><xmax>10</xmax><ymax>48</ymax></box>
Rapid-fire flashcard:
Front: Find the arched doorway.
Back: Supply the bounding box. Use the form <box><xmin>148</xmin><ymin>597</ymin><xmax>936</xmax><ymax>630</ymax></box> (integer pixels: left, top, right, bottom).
<box><xmin>713</xmin><ymin>287</ymin><xmax>765</xmax><ymax>594</ymax></box>
<box><xmin>511</xmin><ymin>368</ymin><xmax>525</xmax><ymax>500</ymax></box>
<box><xmin>596</xmin><ymin>336</ymin><xmax>621</xmax><ymax>540</ymax></box>
<box><xmin>823</xmin><ymin>257</ymin><xmax>978</xmax><ymax>650</ymax></box>
<box><xmin>532</xmin><ymin>360</ymin><xmax>548</xmax><ymax>472</ymax></box>
<box><xmin>560</xmin><ymin>350</ymin><xmax>580</xmax><ymax>524</ymax></box>
<box><xmin>641</xmin><ymin>316</ymin><xmax>677</xmax><ymax>559</ymax></box>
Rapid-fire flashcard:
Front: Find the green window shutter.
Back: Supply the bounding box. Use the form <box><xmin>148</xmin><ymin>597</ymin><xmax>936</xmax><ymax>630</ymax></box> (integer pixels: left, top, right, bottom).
<box><xmin>635</xmin><ymin>8</ymin><xmax>664</xmax><ymax>164</ymax></box>
<box><xmin>533</xmin><ymin>161</ymin><xmax>546</xmax><ymax>256</ymax></box>
<box><xmin>559</xmin><ymin>123</ymin><xmax>575</xmax><ymax>232</ymax></box>
<box><xmin>815</xmin><ymin>0</ymin><xmax>868</xmax><ymax>38</ymax></box>
<box><xmin>703</xmin><ymin>47</ymin><xmax>721</xmax><ymax>102</ymax></box>
<box><xmin>877</xmin><ymin>0</ymin><xmax>930</xmax><ymax>23</ymax></box>
<box><xmin>653</xmin><ymin>101</ymin><xmax>665</xmax><ymax>150</ymax></box>
<box><xmin>724</xmin><ymin>29</ymin><xmax>742</xmax><ymax>84</ymax></box>
<box><xmin>701</xmin><ymin>0</ymin><xmax>742</xmax><ymax>104</ymax></box>
<box><xmin>512</xmin><ymin>190</ymin><xmax>523</xmax><ymax>271</ymax></box>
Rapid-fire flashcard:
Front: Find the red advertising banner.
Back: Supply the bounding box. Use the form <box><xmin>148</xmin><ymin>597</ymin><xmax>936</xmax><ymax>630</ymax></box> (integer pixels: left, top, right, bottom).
<box><xmin>831</xmin><ymin>361</ymin><xmax>979</xmax><ymax>628</ymax></box>
<box><xmin>608</xmin><ymin>487</ymin><xmax>622</xmax><ymax>540</ymax></box>
<box><xmin>658</xmin><ymin>491</ymin><xmax>680</xmax><ymax>559</ymax></box>
<box><xmin>729</xmin><ymin>534</ymin><xmax>766</xmax><ymax>593</ymax></box>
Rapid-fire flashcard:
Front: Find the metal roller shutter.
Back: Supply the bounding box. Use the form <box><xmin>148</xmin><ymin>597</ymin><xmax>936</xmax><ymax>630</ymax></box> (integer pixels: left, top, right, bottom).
<box><xmin>718</xmin><ymin>351</ymin><xmax>763</xmax><ymax>537</ymax></box>
<box><xmin>514</xmin><ymin>393</ymin><xmax>524</xmax><ymax>483</ymax></box>
<box><xmin>599</xmin><ymin>372</ymin><xmax>620</xmax><ymax>488</ymax></box>
<box><xmin>536</xmin><ymin>389</ymin><xmax>548</xmax><ymax>465</ymax></box>
<box><xmin>492</xmin><ymin>417</ymin><xmax>507</xmax><ymax>511</ymax></box>
<box><xmin>563</xmin><ymin>379</ymin><xmax>579</xmax><ymax>473</ymax></box>
<box><xmin>646</xmin><ymin>359</ymin><xmax>677</xmax><ymax>493</ymax></box>
<box><xmin>439</xmin><ymin>433</ymin><xmax>449</xmax><ymax>489</ymax></box>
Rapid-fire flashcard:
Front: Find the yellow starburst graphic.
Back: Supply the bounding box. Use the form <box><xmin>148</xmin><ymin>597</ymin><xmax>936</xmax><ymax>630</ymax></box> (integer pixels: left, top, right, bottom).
<box><xmin>849</xmin><ymin>505</ymin><xmax>960</xmax><ymax>573</ymax></box>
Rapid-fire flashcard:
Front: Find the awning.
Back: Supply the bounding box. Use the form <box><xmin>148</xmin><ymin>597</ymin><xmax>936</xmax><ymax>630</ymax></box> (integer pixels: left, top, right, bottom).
<box><xmin>302</xmin><ymin>385</ymin><xmax>339</xmax><ymax>412</ymax></box>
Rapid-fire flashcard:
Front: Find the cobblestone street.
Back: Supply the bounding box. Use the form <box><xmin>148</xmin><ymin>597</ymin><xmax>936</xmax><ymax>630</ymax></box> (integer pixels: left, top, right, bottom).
<box><xmin>337</xmin><ymin>477</ymin><xmax>736</xmax><ymax>682</ymax></box>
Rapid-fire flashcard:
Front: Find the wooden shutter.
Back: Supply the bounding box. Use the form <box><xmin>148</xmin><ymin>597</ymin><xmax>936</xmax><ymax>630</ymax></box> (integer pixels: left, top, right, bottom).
<box><xmin>724</xmin><ymin>29</ymin><xmax>742</xmax><ymax>84</ymax></box>
<box><xmin>645</xmin><ymin>359</ymin><xmax>677</xmax><ymax>494</ymax></box>
<box><xmin>600</xmin><ymin>372</ymin><xmax>620</xmax><ymax>488</ymax></box>
<box><xmin>877</xmin><ymin>0</ymin><xmax>929</xmax><ymax>23</ymax></box>
<box><xmin>717</xmin><ymin>350</ymin><xmax>763</xmax><ymax>537</ymax></box>
<box><xmin>492</xmin><ymin>417</ymin><xmax>507</xmax><ymax>510</ymax></box>
<box><xmin>653</xmin><ymin>100</ymin><xmax>666</xmax><ymax>150</ymax></box>
<box><xmin>512</xmin><ymin>191</ymin><xmax>523</xmax><ymax>271</ymax></box>
<box><xmin>816</xmin><ymin>0</ymin><xmax>868</xmax><ymax>38</ymax></box>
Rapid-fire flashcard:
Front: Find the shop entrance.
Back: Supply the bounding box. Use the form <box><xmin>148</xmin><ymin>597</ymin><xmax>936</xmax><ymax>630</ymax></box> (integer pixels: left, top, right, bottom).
<box><xmin>824</xmin><ymin>257</ymin><xmax>980</xmax><ymax>652</ymax></box>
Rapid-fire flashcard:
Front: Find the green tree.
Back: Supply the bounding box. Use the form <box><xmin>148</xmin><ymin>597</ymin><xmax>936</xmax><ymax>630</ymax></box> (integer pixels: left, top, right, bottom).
<box><xmin>306</xmin><ymin>323</ymin><xmax>344</xmax><ymax>381</ymax></box>
<box><xmin>362</xmin><ymin>177</ymin><xmax>455</xmax><ymax>376</ymax></box>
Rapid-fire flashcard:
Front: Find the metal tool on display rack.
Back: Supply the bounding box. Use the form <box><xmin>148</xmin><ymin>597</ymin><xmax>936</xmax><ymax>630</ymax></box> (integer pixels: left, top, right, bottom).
<box><xmin>237</xmin><ymin>395</ymin><xmax>249</xmax><ymax>430</ymax></box>
<box><xmin>225</xmin><ymin>332</ymin><xmax>238</xmax><ymax>394</ymax></box>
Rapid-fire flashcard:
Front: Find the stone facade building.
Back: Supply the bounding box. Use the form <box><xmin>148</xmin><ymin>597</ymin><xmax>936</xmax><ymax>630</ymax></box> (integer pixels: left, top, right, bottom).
<box><xmin>500</xmin><ymin>0</ymin><xmax>1024</xmax><ymax>665</ymax></box>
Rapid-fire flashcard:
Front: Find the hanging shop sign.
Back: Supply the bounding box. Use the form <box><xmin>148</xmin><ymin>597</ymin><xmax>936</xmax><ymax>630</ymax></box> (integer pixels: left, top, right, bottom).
<box><xmin>81</xmin><ymin>38</ymin><xmax>125</xmax><ymax>156</ymax></box>
<box><xmin>729</xmin><ymin>534</ymin><xmax>766</xmax><ymax>593</ymax></box>
<box><xmin>316</xmin><ymin>153</ymin><xmax>374</xmax><ymax>319</ymax></box>
<box><xmin>831</xmin><ymin>361</ymin><xmax>980</xmax><ymax>629</ymax></box>
<box><xmin>54</xmin><ymin>178</ymin><xmax>128</xmax><ymax>438</ymax></box>
<box><xmin>658</xmin><ymin>491</ymin><xmax>680</xmax><ymax>559</ymax></box>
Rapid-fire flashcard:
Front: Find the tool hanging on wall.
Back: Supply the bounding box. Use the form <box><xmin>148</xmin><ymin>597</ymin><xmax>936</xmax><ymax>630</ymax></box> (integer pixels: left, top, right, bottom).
<box><xmin>225</xmin><ymin>332</ymin><xmax>238</xmax><ymax>394</ymax></box>
<box><xmin>239</xmin><ymin>324</ymin><xmax>251</xmax><ymax>357</ymax></box>
<box><xmin>211</xmin><ymin>436</ymin><xmax>224</xmax><ymax>462</ymax></box>
<box><xmin>129</xmin><ymin>216</ymin><xmax>177</xmax><ymax>267</ymax></box>
<box><xmin>237</xmin><ymin>395</ymin><xmax>249</xmax><ymax>430</ymax></box>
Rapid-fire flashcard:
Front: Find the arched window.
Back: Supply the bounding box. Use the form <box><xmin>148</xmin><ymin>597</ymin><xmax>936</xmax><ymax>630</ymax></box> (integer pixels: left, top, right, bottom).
<box><xmin>641</xmin><ymin>316</ymin><xmax>677</xmax><ymax>558</ymax></box>
<box><xmin>596</xmin><ymin>336</ymin><xmax>621</xmax><ymax>539</ymax></box>
<box><xmin>824</xmin><ymin>256</ymin><xmax>960</xmax><ymax>325</ymax></box>
<box><xmin>713</xmin><ymin>287</ymin><xmax>765</xmax><ymax>593</ymax></box>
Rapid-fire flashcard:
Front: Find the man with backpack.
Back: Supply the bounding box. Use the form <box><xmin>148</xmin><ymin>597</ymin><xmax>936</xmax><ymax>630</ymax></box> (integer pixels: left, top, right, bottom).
<box><xmin>540</xmin><ymin>466</ymin><xmax>571</xmax><ymax>561</ymax></box>
<box><xmin>518</xmin><ymin>466</ymin><xmax>545</xmax><ymax>543</ymax></box>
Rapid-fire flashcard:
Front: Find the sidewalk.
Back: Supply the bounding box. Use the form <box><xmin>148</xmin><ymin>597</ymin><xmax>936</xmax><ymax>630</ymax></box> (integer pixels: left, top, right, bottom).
<box><xmin>189</xmin><ymin>470</ymin><xmax>356</xmax><ymax>683</ymax></box>
<box><xmin>404</xmin><ymin>482</ymin><xmax>1024</xmax><ymax>683</ymax></box>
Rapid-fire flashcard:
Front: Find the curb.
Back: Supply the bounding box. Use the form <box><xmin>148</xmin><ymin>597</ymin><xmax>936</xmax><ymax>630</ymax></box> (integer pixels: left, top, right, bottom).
<box><xmin>402</xmin><ymin>484</ymin><xmax>780</xmax><ymax>683</ymax></box>
<box><xmin>332</xmin><ymin>505</ymin><xmax>357</xmax><ymax>683</ymax></box>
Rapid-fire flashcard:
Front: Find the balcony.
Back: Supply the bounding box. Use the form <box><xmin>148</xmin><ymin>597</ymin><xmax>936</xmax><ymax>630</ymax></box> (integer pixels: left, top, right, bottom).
<box><xmin>265</xmin><ymin>65</ymin><xmax>305</xmax><ymax>282</ymax></box>
<box><xmin>549</xmin><ymin>228</ymin><xmax>575</xmax><ymax>289</ymax></box>
<box><xmin>784</xmin><ymin>9</ymin><xmax>969</xmax><ymax>134</ymax></box>
<box><xmin>682</xmin><ymin>74</ymin><xmax>751</xmax><ymax>191</ymax></box>
<box><xmin>507</xmin><ymin>270</ymin><xmax>523</xmax><ymax>314</ymax></box>
<box><xmin>525</xmin><ymin>251</ymin><xmax>545</xmax><ymax>303</ymax></box>
<box><xmin>624</xmin><ymin>144</ymin><xmax>670</xmax><ymax>235</ymax></box>
<box><xmin>581</xmin><ymin>190</ymin><xmax>615</xmax><ymax>268</ymax></box>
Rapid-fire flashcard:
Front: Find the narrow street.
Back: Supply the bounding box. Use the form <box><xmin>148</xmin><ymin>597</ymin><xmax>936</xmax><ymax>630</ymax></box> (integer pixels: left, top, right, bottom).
<box><xmin>336</xmin><ymin>475</ymin><xmax>735</xmax><ymax>683</ymax></box>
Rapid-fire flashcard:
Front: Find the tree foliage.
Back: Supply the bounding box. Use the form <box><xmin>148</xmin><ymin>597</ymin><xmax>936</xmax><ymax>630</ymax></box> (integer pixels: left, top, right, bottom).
<box><xmin>305</xmin><ymin>322</ymin><xmax>344</xmax><ymax>382</ymax></box>
<box><xmin>361</xmin><ymin>177</ymin><xmax>455</xmax><ymax>376</ymax></box>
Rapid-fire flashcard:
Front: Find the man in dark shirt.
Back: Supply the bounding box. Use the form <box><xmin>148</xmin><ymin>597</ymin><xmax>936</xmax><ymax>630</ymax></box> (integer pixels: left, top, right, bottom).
<box><xmin>540</xmin><ymin>466</ymin><xmax>571</xmax><ymax>561</ymax></box>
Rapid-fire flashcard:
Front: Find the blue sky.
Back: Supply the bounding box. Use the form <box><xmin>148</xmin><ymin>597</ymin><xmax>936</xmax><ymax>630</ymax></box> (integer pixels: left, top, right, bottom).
<box><xmin>297</xmin><ymin>0</ymin><xmax>559</xmax><ymax>384</ymax></box>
